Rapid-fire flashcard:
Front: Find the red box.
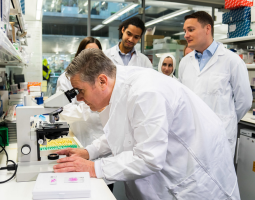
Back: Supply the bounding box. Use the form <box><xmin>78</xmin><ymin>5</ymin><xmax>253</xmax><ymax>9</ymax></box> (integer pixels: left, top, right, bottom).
<box><xmin>225</xmin><ymin>0</ymin><xmax>253</xmax><ymax>10</ymax></box>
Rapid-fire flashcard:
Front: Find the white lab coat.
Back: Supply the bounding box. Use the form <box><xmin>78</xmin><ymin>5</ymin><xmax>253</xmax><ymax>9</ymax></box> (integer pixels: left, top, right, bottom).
<box><xmin>86</xmin><ymin>65</ymin><xmax>240</xmax><ymax>200</ymax></box>
<box><xmin>56</xmin><ymin>72</ymin><xmax>73</xmax><ymax>93</ymax></box>
<box><xmin>56</xmin><ymin>72</ymin><xmax>104</xmax><ymax>147</ymax></box>
<box><xmin>178</xmin><ymin>43</ymin><xmax>252</xmax><ymax>156</ymax></box>
<box><xmin>103</xmin><ymin>45</ymin><xmax>153</xmax><ymax>68</ymax></box>
<box><xmin>157</xmin><ymin>53</ymin><xmax>177</xmax><ymax>79</ymax></box>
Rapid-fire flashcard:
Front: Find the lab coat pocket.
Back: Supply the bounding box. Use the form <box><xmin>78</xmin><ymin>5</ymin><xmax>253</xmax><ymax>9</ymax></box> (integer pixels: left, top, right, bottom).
<box><xmin>208</xmin><ymin>73</ymin><xmax>229</xmax><ymax>95</ymax></box>
<box><xmin>167</xmin><ymin>167</ymin><xmax>227</xmax><ymax>200</ymax></box>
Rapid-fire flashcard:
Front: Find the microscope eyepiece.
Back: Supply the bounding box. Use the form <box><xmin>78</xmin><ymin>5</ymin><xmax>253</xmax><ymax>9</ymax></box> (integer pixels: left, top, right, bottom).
<box><xmin>64</xmin><ymin>89</ymin><xmax>78</xmax><ymax>103</ymax></box>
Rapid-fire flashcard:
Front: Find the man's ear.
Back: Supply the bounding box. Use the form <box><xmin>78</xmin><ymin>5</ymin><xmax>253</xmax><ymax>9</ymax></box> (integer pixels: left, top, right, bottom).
<box><xmin>206</xmin><ymin>24</ymin><xmax>212</xmax><ymax>35</ymax></box>
<box><xmin>122</xmin><ymin>26</ymin><xmax>125</xmax><ymax>34</ymax></box>
<box><xmin>97</xmin><ymin>74</ymin><xmax>108</xmax><ymax>90</ymax></box>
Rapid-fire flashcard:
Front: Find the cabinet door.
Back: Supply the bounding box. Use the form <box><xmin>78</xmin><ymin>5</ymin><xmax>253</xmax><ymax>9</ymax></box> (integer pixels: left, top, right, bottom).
<box><xmin>237</xmin><ymin>135</ymin><xmax>255</xmax><ymax>200</ymax></box>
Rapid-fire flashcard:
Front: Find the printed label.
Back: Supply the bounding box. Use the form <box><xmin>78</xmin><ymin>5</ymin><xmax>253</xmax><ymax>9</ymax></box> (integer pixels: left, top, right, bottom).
<box><xmin>64</xmin><ymin>177</ymin><xmax>84</xmax><ymax>183</ymax></box>
<box><xmin>229</xmin><ymin>24</ymin><xmax>236</xmax><ymax>32</ymax></box>
<box><xmin>50</xmin><ymin>176</ymin><xmax>57</xmax><ymax>185</ymax></box>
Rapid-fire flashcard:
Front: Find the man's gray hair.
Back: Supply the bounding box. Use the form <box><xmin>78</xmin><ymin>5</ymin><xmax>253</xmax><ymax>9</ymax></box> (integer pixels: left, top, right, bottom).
<box><xmin>65</xmin><ymin>48</ymin><xmax>116</xmax><ymax>84</ymax></box>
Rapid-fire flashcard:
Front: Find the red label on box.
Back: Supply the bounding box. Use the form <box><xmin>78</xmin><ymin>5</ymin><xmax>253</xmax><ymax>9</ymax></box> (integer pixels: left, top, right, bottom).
<box><xmin>225</xmin><ymin>0</ymin><xmax>253</xmax><ymax>10</ymax></box>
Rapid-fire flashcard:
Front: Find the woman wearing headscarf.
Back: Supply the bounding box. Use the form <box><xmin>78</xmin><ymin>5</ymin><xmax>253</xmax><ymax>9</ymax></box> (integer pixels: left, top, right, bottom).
<box><xmin>158</xmin><ymin>53</ymin><xmax>177</xmax><ymax>79</ymax></box>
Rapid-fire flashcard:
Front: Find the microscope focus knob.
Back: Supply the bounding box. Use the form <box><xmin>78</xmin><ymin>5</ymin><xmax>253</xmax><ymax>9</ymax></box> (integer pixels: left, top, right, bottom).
<box><xmin>38</xmin><ymin>139</ymin><xmax>44</xmax><ymax>145</ymax></box>
<box><xmin>21</xmin><ymin>144</ymin><xmax>31</xmax><ymax>155</ymax></box>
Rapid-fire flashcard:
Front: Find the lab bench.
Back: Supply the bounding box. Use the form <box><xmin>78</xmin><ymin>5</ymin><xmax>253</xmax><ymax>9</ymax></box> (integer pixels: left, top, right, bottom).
<box><xmin>0</xmin><ymin>143</ymin><xmax>116</xmax><ymax>200</ymax></box>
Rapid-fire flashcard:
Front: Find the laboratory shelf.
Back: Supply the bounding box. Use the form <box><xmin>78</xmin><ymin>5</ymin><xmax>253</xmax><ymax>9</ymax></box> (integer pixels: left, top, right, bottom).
<box><xmin>10</xmin><ymin>0</ymin><xmax>26</xmax><ymax>34</ymax></box>
<box><xmin>217</xmin><ymin>36</ymin><xmax>255</xmax><ymax>44</ymax></box>
<box><xmin>246</xmin><ymin>64</ymin><xmax>255</xmax><ymax>69</ymax></box>
<box><xmin>144</xmin><ymin>44</ymin><xmax>179</xmax><ymax>55</ymax></box>
<box><xmin>0</xmin><ymin>30</ymin><xmax>25</xmax><ymax>66</ymax></box>
<box><xmin>10</xmin><ymin>0</ymin><xmax>28</xmax><ymax>46</ymax></box>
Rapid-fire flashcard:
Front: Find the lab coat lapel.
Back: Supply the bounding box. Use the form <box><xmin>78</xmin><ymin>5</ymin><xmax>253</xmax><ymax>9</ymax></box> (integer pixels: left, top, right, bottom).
<box><xmin>128</xmin><ymin>48</ymin><xmax>139</xmax><ymax>66</ymax></box>
<box><xmin>190</xmin><ymin>52</ymin><xmax>200</xmax><ymax>74</ymax></box>
<box><xmin>199</xmin><ymin>43</ymin><xmax>225</xmax><ymax>76</ymax></box>
<box><xmin>111</xmin><ymin>45</ymin><xmax>124</xmax><ymax>66</ymax></box>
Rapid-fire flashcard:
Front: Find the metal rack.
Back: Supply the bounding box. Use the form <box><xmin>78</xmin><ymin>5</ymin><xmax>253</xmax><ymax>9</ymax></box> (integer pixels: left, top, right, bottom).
<box><xmin>217</xmin><ymin>36</ymin><xmax>255</xmax><ymax>70</ymax></box>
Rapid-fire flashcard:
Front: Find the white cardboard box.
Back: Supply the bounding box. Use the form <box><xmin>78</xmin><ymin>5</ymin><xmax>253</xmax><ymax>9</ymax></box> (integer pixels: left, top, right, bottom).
<box><xmin>32</xmin><ymin>172</ymin><xmax>91</xmax><ymax>199</ymax></box>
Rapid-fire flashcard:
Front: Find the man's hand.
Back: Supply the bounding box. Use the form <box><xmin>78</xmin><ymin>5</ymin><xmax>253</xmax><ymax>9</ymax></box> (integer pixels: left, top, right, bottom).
<box><xmin>53</xmin><ymin>156</ymin><xmax>97</xmax><ymax>178</ymax></box>
<box><xmin>55</xmin><ymin>148</ymin><xmax>89</xmax><ymax>160</ymax></box>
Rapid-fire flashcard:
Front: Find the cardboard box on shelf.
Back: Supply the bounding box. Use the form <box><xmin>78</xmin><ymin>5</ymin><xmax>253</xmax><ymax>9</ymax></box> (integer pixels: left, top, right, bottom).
<box><xmin>222</xmin><ymin>7</ymin><xmax>251</xmax><ymax>24</ymax></box>
<box><xmin>225</xmin><ymin>0</ymin><xmax>253</xmax><ymax>10</ymax></box>
<box><xmin>176</xmin><ymin>40</ymin><xmax>187</xmax><ymax>45</ymax></box>
<box><xmin>144</xmin><ymin>41</ymin><xmax>153</xmax><ymax>46</ymax></box>
<box><xmin>144</xmin><ymin>35</ymin><xmax>164</xmax><ymax>42</ymax></box>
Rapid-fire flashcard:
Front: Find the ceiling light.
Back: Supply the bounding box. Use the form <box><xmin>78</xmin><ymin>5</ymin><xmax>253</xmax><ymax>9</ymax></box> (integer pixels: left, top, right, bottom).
<box><xmin>71</xmin><ymin>52</ymin><xmax>76</xmax><ymax>55</ymax></box>
<box><xmin>117</xmin><ymin>4</ymin><xmax>138</xmax><ymax>16</ymax></box>
<box><xmin>163</xmin><ymin>9</ymin><xmax>190</xmax><ymax>20</ymax></box>
<box><xmin>145</xmin><ymin>19</ymin><xmax>164</xmax><ymax>27</ymax></box>
<box><xmin>92</xmin><ymin>24</ymin><xmax>105</xmax><ymax>31</ymax></box>
<box><xmin>173</xmin><ymin>32</ymin><xmax>185</xmax><ymax>36</ymax></box>
<box><xmin>84</xmin><ymin>1</ymin><xmax>88</xmax><ymax>6</ymax></box>
<box><xmin>102</xmin><ymin>2</ymin><xmax>105</xmax><ymax>5</ymax></box>
<box><xmin>51</xmin><ymin>4</ymin><xmax>54</xmax><ymax>8</ymax></box>
<box><xmin>56</xmin><ymin>52</ymin><xmax>59</xmax><ymax>54</ymax></box>
<box><xmin>102</xmin><ymin>3</ymin><xmax>138</xmax><ymax>25</ymax></box>
<box><xmin>145</xmin><ymin>7</ymin><xmax>192</xmax><ymax>27</ymax></box>
<box><xmin>102</xmin><ymin>15</ymin><xmax>119</xmax><ymax>24</ymax></box>
<box><xmin>36</xmin><ymin>0</ymin><xmax>43</xmax><ymax>20</ymax></box>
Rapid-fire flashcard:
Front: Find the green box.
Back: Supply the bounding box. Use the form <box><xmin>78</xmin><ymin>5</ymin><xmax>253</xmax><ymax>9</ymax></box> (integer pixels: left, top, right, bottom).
<box><xmin>0</xmin><ymin>127</ymin><xmax>9</xmax><ymax>147</ymax></box>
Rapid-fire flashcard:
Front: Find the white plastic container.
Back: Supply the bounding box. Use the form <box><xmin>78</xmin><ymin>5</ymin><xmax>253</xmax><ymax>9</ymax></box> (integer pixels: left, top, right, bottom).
<box><xmin>32</xmin><ymin>172</ymin><xmax>91</xmax><ymax>199</ymax></box>
<box><xmin>30</xmin><ymin>86</ymin><xmax>41</xmax><ymax>92</ymax></box>
<box><xmin>30</xmin><ymin>92</ymin><xmax>41</xmax><ymax>97</ymax></box>
<box><xmin>20</xmin><ymin>82</ymin><xmax>28</xmax><ymax>90</ymax></box>
<box><xmin>10</xmin><ymin>84</ymin><xmax>18</xmax><ymax>94</ymax></box>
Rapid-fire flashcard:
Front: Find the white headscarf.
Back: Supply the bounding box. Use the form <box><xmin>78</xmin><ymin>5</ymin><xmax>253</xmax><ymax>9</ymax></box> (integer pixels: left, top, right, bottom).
<box><xmin>157</xmin><ymin>53</ymin><xmax>176</xmax><ymax>78</ymax></box>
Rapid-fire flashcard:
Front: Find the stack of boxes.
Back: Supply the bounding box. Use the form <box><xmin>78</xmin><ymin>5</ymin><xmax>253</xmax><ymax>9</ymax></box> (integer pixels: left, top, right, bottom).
<box><xmin>223</xmin><ymin>0</ymin><xmax>253</xmax><ymax>38</ymax></box>
<box><xmin>144</xmin><ymin>35</ymin><xmax>164</xmax><ymax>49</ymax></box>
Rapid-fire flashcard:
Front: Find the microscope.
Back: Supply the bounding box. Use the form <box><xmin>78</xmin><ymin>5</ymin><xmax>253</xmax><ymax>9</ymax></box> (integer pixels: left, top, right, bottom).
<box><xmin>16</xmin><ymin>89</ymin><xmax>78</xmax><ymax>182</ymax></box>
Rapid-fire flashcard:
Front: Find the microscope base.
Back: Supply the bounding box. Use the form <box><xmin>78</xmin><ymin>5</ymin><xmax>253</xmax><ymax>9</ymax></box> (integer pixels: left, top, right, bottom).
<box><xmin>16</xmin><ymin>156</ymin><xmax>65</xmax><ymax>182</ymax></box>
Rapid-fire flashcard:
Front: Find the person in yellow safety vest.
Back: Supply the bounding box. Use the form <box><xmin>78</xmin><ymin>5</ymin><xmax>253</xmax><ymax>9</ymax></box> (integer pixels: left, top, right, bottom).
<box><xmin>43</xmin><ymin>59</ymin><xmax>51</xmax><ymax>82</ymax></box>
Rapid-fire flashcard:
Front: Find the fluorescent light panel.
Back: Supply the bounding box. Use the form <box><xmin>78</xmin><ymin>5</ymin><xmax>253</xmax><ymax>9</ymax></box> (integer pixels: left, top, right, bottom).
<box><xmin>173</xmin><ymin>32</ymin><xmax>185</xmax><ymax>36</ymax></box>
<box><xmin>163</xmin><ymin>9</ymin><xmax>190</xmax><ymax>20</ymax></box>
<box><xmin>84</xmin><ymin>1</ymin><xmax>88</xmax><ymax>6</ymax></box>
<box><xmin>92</xmin><ymin>24</ymin><xmax>105</xmax><ymax>31</ymax></box>
<box><xmin>102</xmin><ymin>3</ymin><xmax>138</xmax><ymax>25</ymax></box>
<box><xmin>117</xmin><ymin>4</ymin><xmax>138</xmax><ymax>16</ymax></box>
<box><xmin>145</xmin><ymin>7</ymin><xmax>192</xmax><ymax>27</ymax></box>
<box><xmin>102</xmin><ymin>15</ymin><xmax>120</xmax><ymax>24</ymax></box>
<box><xmin>145</xmin><ymin>19</ymin><xmax>163</xmax><ymax>27</ymax></box>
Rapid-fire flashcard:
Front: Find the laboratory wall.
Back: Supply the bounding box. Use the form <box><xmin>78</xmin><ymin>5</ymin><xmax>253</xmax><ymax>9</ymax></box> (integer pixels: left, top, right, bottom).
<box><xmin>22</xmin><ymin>21</ymin><xmax>42</xmax><ymax>82</ymax></box>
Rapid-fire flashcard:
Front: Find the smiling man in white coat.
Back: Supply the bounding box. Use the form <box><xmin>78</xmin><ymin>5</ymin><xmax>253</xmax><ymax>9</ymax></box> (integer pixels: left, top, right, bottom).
<box><xmin>104</xmin><ymin>17</ymin><xmax>153</xmax><ymax>68</ymax></box>
<box><xmin>53</xmin><ymin>48</ymin><xmax>240</xmax><ymax>200</ymax></box>
<box><xmin>179</xmin><ymin>11</ymin><xmax>252</xmax><ymax>157</ymax></box>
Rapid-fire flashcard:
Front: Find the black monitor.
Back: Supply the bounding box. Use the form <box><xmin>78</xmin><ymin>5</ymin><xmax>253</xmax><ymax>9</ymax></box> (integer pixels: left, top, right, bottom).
<box><xmin>13</xmin><ymin>74</ymin><xmax>25</xmax><ymax>89</ymax></box>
